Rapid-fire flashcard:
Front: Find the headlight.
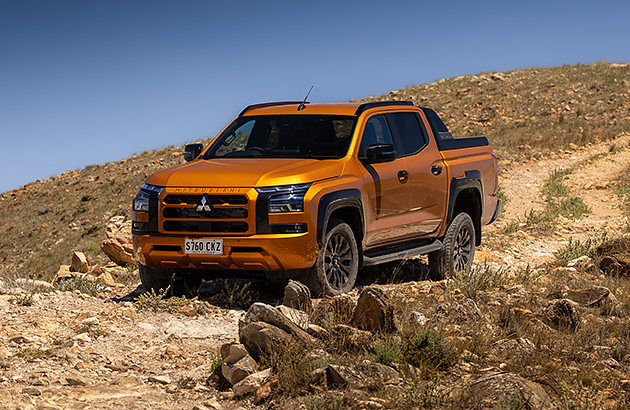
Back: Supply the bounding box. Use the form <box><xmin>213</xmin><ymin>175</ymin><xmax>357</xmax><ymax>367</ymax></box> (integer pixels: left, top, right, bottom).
<box><xmin>256</xmin><ymin>183</ymin><xmax>312</xmax><ymax>213</ymax></box>
<box><xmin>133</xmin><ymin>184</ymin><xmax>163</xmax><ymax>212</ymax></box>
<box><xmin>133</xmin><ymin>191</ymin><xmax>150</xmax><ymax>212</ymax></box>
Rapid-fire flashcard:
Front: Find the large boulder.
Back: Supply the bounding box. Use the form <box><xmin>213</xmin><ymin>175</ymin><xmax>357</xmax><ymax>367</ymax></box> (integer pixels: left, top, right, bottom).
<box><xmin>101</xmin><ymin>216</ymin><xmax>134</xmax><ymax>266</ymax></box>
<box><xmin>239</xmin><ymin>321</ymin><xmax>295</xmax><ymax>362</ymax></box>
<box><xmin>450</xmin><ymin>372</ymin><xmax>555</xmax><ymax>410</ymax></box>
<box><xmin>239</xmin><ymin>303</ymin><xmax>320</xmax><ymax>347</ymax></box>
<box><xmin>547</xmin><ymin>286</ymin><xmax>620</xmax><ymax>310</ymax></box>
<box><xmin>326</xmin><ymin>360</ymin><xmax>401</xmax><ymax>389</ymax></box>
<box><xmin>351</xmin><ymin>287</ymin><xmax>397</xmax><ymax>333</ymax></box>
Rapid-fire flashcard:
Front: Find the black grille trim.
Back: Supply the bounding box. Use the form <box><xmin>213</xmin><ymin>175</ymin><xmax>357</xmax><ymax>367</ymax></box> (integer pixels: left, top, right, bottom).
<box><xmin>162</xmin><ymin>221</ymin><xmax>248</xmax><ymax>233</ymax></box>
<box><xmin>163</xmin><ymin>195</ymin><xmax>248</xmax><ymax>206</ymax></box>
<box><xmin>163</xmin><ymin>208</ymin><xmax>248</xmax><ymax>220</ymax></box>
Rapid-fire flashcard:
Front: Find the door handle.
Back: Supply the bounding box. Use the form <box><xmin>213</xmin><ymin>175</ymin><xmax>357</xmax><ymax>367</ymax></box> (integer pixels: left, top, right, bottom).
<box><xmin>397</xmin><ymin>170</ymin><xmax>409</xmax><ymax>183</ymax></box>
<box><xmin>431</xmin><ymin>165</ymin><xmax>443</xmax><ymax>175</ymax></box>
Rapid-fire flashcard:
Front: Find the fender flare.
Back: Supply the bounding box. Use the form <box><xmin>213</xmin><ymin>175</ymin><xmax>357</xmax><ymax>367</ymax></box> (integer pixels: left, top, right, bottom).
<box><xmin>317</xmin><ymin>189</ymin><xmax>364</xmax><ymax>249</ymax></box>
<box><xmin>447</xmin><ymin>170</ymin><xmax>483</xmax><ymax>244</ymax></box>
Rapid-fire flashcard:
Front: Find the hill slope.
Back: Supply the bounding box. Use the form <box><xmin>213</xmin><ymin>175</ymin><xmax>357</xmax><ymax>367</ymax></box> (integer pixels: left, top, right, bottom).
<box><xmin>1</xmin><ymin>61</ymin><xmax>629</xmax><ymax>280</ymax></box>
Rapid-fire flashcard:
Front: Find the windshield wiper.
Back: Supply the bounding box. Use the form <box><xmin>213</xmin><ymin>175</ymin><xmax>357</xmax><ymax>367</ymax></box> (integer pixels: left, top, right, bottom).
<box><xmin>305</xmin><ymin>153</ymin><xmax>338</xmax><ymax>160</ymax></box>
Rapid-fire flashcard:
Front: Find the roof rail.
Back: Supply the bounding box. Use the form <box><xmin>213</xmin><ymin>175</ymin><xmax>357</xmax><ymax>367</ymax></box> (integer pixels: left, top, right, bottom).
<box><xmin>238</xmin><ymin>101</ymin><xmax>307</xmax><ymax>117</ymax></box>
<box><xmin>354</xmin><ymin>101</ymin><xmax>414</xmax><ymax>116</ymax></box>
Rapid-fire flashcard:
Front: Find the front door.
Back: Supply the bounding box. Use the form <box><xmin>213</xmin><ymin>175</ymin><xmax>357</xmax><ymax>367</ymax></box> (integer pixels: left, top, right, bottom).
<box><xmin>359</xmin><ymin>114</ymin><xmax>411</xmax><ymax>247</ymax></box>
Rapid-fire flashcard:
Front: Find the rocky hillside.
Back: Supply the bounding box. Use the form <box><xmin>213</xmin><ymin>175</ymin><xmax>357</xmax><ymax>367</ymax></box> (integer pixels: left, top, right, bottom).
<box><xmin>1</xmin><ymin>62</ymin><xmax>630</xmax><ymax>409</ymax></box>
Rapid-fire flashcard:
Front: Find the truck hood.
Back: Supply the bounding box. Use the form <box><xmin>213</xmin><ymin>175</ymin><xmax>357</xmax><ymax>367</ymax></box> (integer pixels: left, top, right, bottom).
<box><xmin>145</xmin><ymin>158</ymin><xmax>344</xmax><ymax>188</ymax></box>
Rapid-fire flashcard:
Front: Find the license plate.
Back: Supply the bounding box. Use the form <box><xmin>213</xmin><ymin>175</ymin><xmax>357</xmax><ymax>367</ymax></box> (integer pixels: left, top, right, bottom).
<box><xmin>184</xmin><ymin>238</ymin><xmax>223</xmax><ymax>255</ymax></box>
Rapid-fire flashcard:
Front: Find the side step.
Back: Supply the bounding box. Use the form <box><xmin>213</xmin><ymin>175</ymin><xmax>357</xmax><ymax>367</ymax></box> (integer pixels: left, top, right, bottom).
<box><xmin>363</xmin><ymin>240</ymin><xmax>443</xmax><ymax>266</ymax></box>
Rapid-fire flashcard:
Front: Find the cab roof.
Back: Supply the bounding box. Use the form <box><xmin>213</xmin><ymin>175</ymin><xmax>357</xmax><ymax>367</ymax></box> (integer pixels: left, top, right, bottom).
<box><xmin>239</xmin><ymin>101</ymin><xmax>415</xmax><ymax>117</ymax></box>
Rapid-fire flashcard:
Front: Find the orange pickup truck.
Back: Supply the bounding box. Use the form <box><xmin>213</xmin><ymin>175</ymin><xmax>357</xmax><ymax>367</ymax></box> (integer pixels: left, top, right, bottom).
<box><xmin>132</xmin><ymin>101</ymin><xmax>501</xmax><ymax>296</ymax></box>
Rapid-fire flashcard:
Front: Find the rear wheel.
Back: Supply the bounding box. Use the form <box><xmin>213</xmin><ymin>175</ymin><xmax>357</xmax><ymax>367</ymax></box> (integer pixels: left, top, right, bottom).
<box><xmin>429</xmin><ymin>212</ymin><xmax>476</xmax><ymax>280</ymax></box>
<box><xmin>138</xmin><ymin>263</ymin><xmax>172</xmax><ymax>295</ymax></box>
<box><xmin>305</xmin><ymin>218</ymin><xmax>359</xmax><ymax>297</ymax></box>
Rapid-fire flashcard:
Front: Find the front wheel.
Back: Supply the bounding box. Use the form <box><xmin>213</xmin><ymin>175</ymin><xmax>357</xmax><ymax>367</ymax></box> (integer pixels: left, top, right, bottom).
<box><xmin>429</xmin><ymin>212</ymin><xmax>476</xmax><ymax>280</ymax></box>
<box><xmin>305</xmin><ymin>218</ymin><xmax>359</xmax><ymax>297</ymax></box>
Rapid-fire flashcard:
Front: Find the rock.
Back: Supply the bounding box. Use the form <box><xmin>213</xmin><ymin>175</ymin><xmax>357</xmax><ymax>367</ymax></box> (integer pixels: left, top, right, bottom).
<box><xmin>547</xmin><ymin>286</ymin><xmax>620</xmax><ymax>310</ymax></box>
<box><xmin>253</xmin><ymin>378</ymin><xmax>278</xmax><ymax>404</ymax></box>
<box><xmin>90</xmin><ymin>263</ymin><xmax>127</xmax><ymax>286</ymax></box>
<box><xmin>283</xmin><ymin>279</ymin><xmax>312</xmax><ymax>314</ymax></box>
<box><xmin>66</xmin><ymin>376</ymin><xmax>88</xmax><ymax>386</ymax></box>
<box><xmin>221</xmin><ymin>343</ymin><xmax>258</xmax><ymax>386</ymax></box>
<box><xmin>307</xmin><ymin>324</ymin><xmax>330</xmax><ymax>340</ymax></box>
<box><xmin>97</xmin><ymin>270</ymin><xmax>118</xmax><ymax>287</ymax></box>
<box><xmin>596</xmin><ymin>238</ymin><xmax>630</xmax><ymax>276</ymax></box>
<box><xmin>327</xmin><ymin>361</ymin><xmax>401</xmax><ymax>389</ymax></box>
<box><xmin>200</xmin><ymin>399</ymin><xmax>223</xmax><ymax>410</ymax></box>
<box><xmin>239</xmin><ymin>321</ymin><xmax>294</xmax><ymax>361</ymax></box>
<box><xmin>277</xmin><ymin>304</ymin><xmax>309</xmax><ymax>330</ymax></box>
<box><xmin>148</xmin><ymin>375</ymin><xmax>172</xmax><ymax>384</ymax></box>
<box><xmin>334</xmin><ymin>324</ymin><xmax>372</xmax><ymax>347</ymax></box>
<box><xmin>410</xmin><ymin>311</ymin><xmax>427</xmax><ymax>326</ymax></box>
<box><xmin>101</xmin><ymin>238</ymin><xmax>134</xmax><ymax>266</ymax></box>
<box><xmin>73</xmin><ymin>333</ymin><xmax>91</xmax><ymax>343</ymax></box>
<box><xmin>493</xmin><ymin>338</ymin><xmax>535</xmax><ymax>356</ymax></box>
<box><xmin>450</xmin><ymin>372</ymin><xmax>554</xmax><ymax>410</ymax></box>
<box><xmin>21</xmin><ymin>387</ymin><xmax>41</xmax><ymax>396</ymax></box>
<box><xmin>179</xmin><ymin>306</ymin><xmax>199</xmax><ymax>317</ymax></box>
<box><xmin>239</xmin><ymin>302</ymin><xmax>320</xmax><ymax>347</ymax></box>
<box><xmin>100</xmin><ymin>217</ymin><xmax>134</xmax><ymax>265</ymax></box>
<box><xmin>232</xmin><ymin>368</ymin><xmax>271</xmax><ymax>397</ymax></box>
<box><xmin>351</xmin><ymin>287</ymin><xmax>397</xmax><ymax>333</ymax></box>
<box><xmin>55</xmin><ymin>265</ymin><xmax>72</xmax><ymax>281</ymax></box>
<box><xmin>71</xmin><ymin>251</ymin><xmax>89</xmax><ymax>273</ymax></box>
<box><xmin>539</xmin><ymin>299</ymin><xmax>580</xmax><ymax>331</ymax></box>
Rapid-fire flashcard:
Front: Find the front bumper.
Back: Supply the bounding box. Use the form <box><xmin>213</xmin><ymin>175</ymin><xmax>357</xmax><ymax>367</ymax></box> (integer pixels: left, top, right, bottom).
<box><xmin>133</xmin><ymin>232</ymin><xmax>319</xmax><ymax>272</ymax></box>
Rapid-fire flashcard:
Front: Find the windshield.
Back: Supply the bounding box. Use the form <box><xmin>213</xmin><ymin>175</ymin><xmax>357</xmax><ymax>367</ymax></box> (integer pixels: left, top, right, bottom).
<box><xmin>204</xmin><ymin>115</ymin><xmax>356</xmax><ymax>159</ymax></box>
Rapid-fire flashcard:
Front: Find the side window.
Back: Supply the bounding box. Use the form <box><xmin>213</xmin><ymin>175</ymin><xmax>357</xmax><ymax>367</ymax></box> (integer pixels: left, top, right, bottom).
<box><xmin>359</xmin><ymin>115</ymin><xmax>393</xmax><ymax>158</ymax></box>
<box><xmin>387</xmin><ymin>112</ymin><xmax>428</xmax><ymax>157</ymax></box>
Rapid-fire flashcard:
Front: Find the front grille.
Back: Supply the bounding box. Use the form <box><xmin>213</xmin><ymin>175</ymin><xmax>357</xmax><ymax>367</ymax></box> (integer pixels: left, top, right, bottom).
<box><xmin>163</xmin><ymin>221</ymin><xmax>248</xmax><ymax>233</ymax></box>
<box><xmin>160</xmin><ymin>193</ymin><xmax>252</xmax><ymax>234</ymax></box>
<box><xmin>163</xmin><ymin>195</ymin><xmax>247</xmax><ymax>205</ymax></box>
<box><xmin>163</xmin><ymin>208</ymin><xmax>248</xmax><ymax>219</ymax></box>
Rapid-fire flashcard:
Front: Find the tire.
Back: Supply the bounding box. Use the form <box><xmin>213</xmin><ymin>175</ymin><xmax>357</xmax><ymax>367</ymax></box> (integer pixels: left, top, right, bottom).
<box><xmin>429</xmin><ymin>212</ymin><xmax>476</xmax><ymax>280</ymax></box>
<box><xmin>138</xmin><ymin>263</ymin><xmax>173</xmax><ymax>295</ymax></box>
<box><xmin>305</xmin><ymin>218</ymin><xmax>359</xmax><ymax>297</ymax></box>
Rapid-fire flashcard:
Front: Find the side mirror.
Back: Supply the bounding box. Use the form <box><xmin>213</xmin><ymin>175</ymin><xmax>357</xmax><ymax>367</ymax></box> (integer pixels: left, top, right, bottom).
<box><xmin>183</xmin><ymin>144</ymin><xmax>204</xmax><ymax>162</ymax></box>
<box><xmin>365</xmin><ymin>143</ymin><xmax>397</xmax><ymax>163</ymax></box>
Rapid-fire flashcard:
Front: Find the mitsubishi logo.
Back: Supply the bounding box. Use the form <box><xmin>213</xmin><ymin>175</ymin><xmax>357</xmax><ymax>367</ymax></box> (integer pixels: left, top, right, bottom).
<box><xmin>196</xmin><ymin>194</ymin><xmax>213</xmax><ymax>212</ymax></box>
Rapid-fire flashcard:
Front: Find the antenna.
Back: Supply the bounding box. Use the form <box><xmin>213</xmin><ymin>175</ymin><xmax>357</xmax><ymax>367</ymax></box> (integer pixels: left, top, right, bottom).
<box><xmin>297</xmin><ymin>86</ymin><xmax>313</xmax><ymax>111</ymax></box>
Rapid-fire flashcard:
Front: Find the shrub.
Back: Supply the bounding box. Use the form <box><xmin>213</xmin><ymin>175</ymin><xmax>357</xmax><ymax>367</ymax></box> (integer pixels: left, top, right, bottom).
<box><xmin>371</xmin><ymin>335</ymin><xmax>403</xmax><ymax>365</ymax></box>
<box><xmin>402</xmin><ymin>328</ymin><xmax>456</xmax><ymax>372</ymax></box>
<box><xmin>450</xmin><ymin>263</ymin><xmax>509</xmax><ymax>300</ymax></box>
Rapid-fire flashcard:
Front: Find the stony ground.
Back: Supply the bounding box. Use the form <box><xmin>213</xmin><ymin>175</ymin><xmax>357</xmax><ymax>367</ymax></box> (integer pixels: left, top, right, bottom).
<box><xmin>2</xmin><ymin>136</ymin><xmax>630</xmax><ymax>410</ymax></box>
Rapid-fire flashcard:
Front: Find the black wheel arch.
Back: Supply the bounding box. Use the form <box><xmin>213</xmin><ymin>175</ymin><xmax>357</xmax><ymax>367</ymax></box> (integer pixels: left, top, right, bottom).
<box><xmin>448</xmin><ymin>171</ymin><xmax>483</xmax><ymax>246</ymax></box>
<box><xmin>317</xmin><ymin>189</ymin><xmax>364</xmax><ymax>268</ymax></box>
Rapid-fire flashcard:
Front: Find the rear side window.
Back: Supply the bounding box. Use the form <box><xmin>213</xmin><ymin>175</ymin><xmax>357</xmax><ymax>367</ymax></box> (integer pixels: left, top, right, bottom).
<box><xmin>387</xmin><ymin>112</ymin><xmax>428</xmax><ymax>157</ymax></box>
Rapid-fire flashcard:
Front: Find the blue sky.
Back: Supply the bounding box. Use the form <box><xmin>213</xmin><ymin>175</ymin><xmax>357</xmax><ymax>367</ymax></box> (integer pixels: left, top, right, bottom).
<box><xmin>1</xmin><ymin>0</ymin><xmax>628</xmax><ymax>193</ymax></box>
